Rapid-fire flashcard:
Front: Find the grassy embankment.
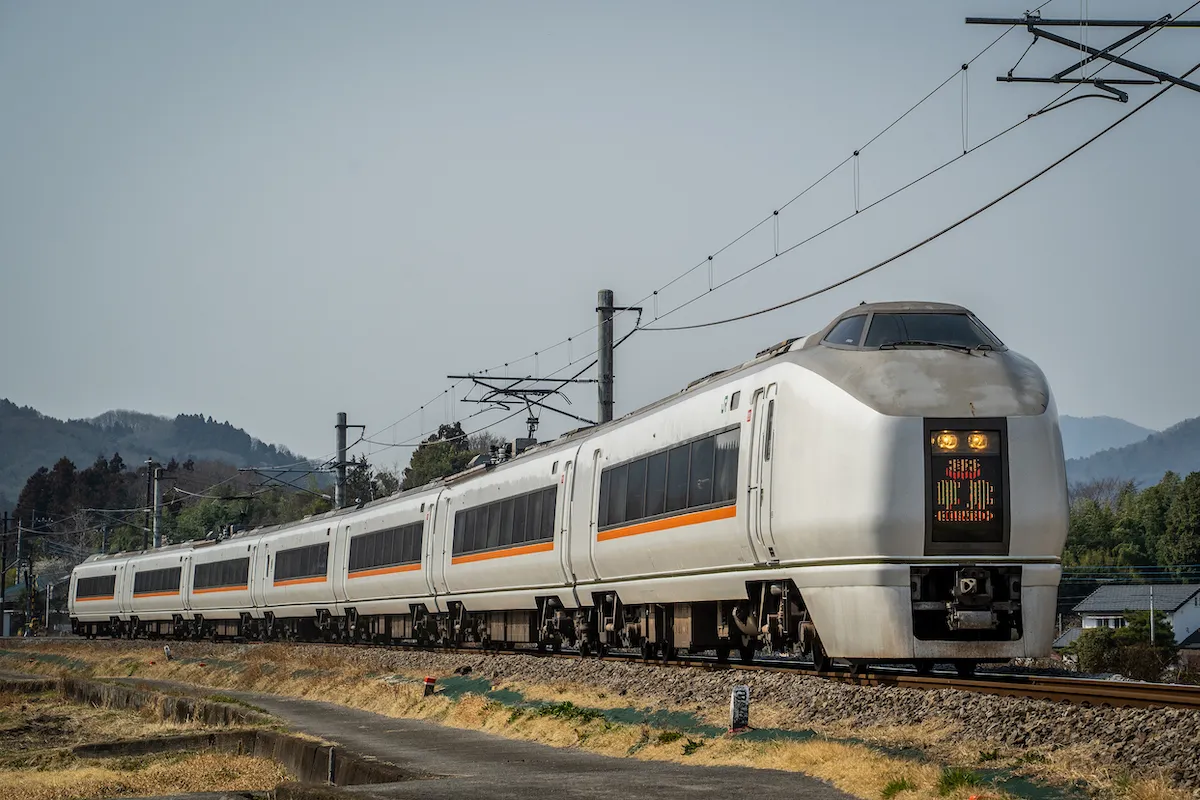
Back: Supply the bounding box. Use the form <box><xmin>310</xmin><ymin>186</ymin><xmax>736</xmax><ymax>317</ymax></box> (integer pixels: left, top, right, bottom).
<box><xmin>0</xmin><ymin>640</ymin><xmax>1184</xmax><ymax>800</ymax></box>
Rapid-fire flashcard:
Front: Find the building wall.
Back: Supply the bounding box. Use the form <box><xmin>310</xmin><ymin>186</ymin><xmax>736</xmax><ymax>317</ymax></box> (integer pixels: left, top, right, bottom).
<box><xmin>1171</xmin><ymin>595</ymin><xmax>1200</xmax><ymax>644</ymax></box>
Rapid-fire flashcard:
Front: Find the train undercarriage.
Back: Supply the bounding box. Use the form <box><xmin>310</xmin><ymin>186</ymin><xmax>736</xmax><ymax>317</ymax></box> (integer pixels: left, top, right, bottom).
<box><xmin>73</xmin><ymin>568</ymin><xmax>1022</xmax><ymax>677</ymax></box>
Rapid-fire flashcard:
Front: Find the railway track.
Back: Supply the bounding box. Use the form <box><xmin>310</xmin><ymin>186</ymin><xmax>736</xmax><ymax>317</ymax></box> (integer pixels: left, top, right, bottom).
<box><xmin>38</xmin><ymin>635</ymin><xmax>1200</xmax><ymax>711</ymax></box>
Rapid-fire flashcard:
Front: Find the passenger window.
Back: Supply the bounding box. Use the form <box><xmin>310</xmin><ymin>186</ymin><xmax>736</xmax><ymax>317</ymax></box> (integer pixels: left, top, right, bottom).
<box><xmin>541</xmin><ymin>487</ymin><xmax>557</xmax><ymax>538</ymax></box>
<box><xmin>598</xmin><ymin>470</ymin><xmax>611</xmax><ymax>528</ymax></box>
<box><xmin>689</xmin><ymin>435</ymin><xmax>715</xmax><ymax>507</ymax></box>
<box><xmin>527</xmin><ymin>491</ymin><xmax>543</xmax><ymax>542</ymax></box>
<box><xmin>764</xmin><ymin>400</ymin><xmax>775</xmax><ymax>461</ymax></box>
<box><xmin>512</xmin><ymin>495</ymin><xmax>527</xmax><ymax>545</ymax></box>
<box><xmin>666</xmin><ymin>444</ymin><xmax>690</xmax><ymax>512</ymax></box>
<box><xmin>823</xmin><ymin>315</ymin><xmax>867</xmax><ymax>346</ymax></box>
<box><xmin>499</xmin><ymin>499</ymin><xmax>515</xmax><ymax>546</ymax></box>
<box><xmin>607</xmin><ymin>464</ymin><xmax>628</xmax><ymax>527</ymax></box>
<box><xmin>730</xmin><ymin>391</ymin><xmax>740</xmax><ymax>411</ymax></box>
<box><xmin>486</xmin><ymin>502</ymin><xmax>502</xmax><ymax>549</ymax></box>
<box><xmin>713</xmin><ymin>428</ymin><xmax>740</xmax><ymax>503</ymax></box>
<box><xmin>645</xmin><ymin>451</ymin><xmax>668</xmax><ymax>518</ymax></box>
<box><xmin>625</xmin><ymin>458</ymin><xmax>647</xmax><ymax>522</ymax></box>
<box><xmin>472</xmin><ymin>506</ymin><xmax>488</xmax><ymax>552</ymax></box>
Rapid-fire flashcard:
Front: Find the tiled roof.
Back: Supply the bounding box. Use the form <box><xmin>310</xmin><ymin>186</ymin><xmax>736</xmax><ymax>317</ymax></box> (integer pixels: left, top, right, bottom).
<box><xmin>1052</xmin><ymin>627</ymin><xmax>1083</xmax><ymax>649</ymax></box>
<box><xmin>1073</xmin><ymin>584</ymin><xmax>1200</xmax><ymax>614</ymax></box>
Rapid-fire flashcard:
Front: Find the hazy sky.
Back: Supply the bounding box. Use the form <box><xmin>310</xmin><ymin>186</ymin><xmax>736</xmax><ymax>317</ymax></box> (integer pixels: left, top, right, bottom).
<box><xmin>2</xmin><ymin>1</ymin><xmax>1198</xmax><ymax>467</ymax></box>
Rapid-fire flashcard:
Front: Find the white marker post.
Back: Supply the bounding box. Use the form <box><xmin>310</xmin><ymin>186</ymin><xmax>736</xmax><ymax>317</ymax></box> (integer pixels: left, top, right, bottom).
<box><xmin>729</xmin><ymin>685</ymin><xmax>750</xmax><ymax>734</ymax></box>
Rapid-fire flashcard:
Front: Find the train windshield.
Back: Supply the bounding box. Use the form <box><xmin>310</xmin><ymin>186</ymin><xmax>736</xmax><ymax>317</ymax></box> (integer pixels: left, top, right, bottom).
<box><xmin>864</xmin><ymin>313</ymin><xmax>1002</xmax><ymax>350</ymax></box>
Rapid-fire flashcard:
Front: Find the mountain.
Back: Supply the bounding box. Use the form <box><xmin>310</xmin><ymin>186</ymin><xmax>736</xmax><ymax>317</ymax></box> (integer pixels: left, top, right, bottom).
<box><xmin>0</xmin><ymin>400</ymin><xmax>312</xmax><ymax>508</ymax></box>
<box><xmin>1059</xmin><ymin>415</ymin><xmax>1156</xmax><ymax>461</ymax></box>
<box><xmin>1066</xmin><ymin>416</ymin><xmax>1200</xmax><ymax>487</ymax></box>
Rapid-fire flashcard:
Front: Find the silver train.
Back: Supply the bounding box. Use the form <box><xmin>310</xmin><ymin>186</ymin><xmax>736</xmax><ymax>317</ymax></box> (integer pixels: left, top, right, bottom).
<box><xmin>69</xmin><ymin>301</ymin><xmax>1069</xmax><ymax>673</ymax></box>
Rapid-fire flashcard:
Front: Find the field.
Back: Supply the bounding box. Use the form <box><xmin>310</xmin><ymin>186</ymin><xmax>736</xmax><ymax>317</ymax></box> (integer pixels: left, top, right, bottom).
<box><xmin>0</xmin><ymin>683</ymin><xmax>287</xmax><ymax>800</ymax></box>
<box><xmin>0</xmin><ymin>639</ymin><xmax>1191</xmax><ymax>800</ymax></box>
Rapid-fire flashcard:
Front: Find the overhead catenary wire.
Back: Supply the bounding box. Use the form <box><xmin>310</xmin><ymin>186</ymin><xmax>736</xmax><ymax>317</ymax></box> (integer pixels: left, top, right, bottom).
<box><xmin>640</xmin><ymin>59</ymin><xmax>1199</xmax><ymax>333</ymax></box>
<box><xmin>352</xmin><ymin>12</ymin><xmax>1053</xmax><ymax>453</ymax></box>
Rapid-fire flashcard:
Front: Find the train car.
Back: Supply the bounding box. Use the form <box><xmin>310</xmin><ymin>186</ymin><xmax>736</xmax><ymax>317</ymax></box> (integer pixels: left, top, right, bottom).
<box><xmin>124</xmin><ymin>543</ymin><xmax>193</xmax><ymax>637</ymax></box>
<box><xmin>335</xmin><ymin>487</ymin><xmax>440</xmax><ymax>643</ymax></box>
<box><xmin>69</xmin><ymin>551</ymin><xmax>130</xmax><ymax>637</ymax></box>
<box><xmin>186</xmin><ymin>537</ymin><xmax>261</xmax><ymax>639</ymax></box>
<box><xmin>68</xmin><ymin>301</ymin><xmax>1068</xmax><ymax>673</ymax></box>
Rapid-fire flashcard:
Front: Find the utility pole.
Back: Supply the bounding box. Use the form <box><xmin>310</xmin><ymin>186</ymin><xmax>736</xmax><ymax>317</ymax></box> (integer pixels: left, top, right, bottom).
<box><xmin>1</xmin><ymin>511</ymin><xmax>8</xmax><ymax>627</ymax></box>
<box><xmin>45</xmin><ymin>582</ymin><xmax>51</xmax><ymax>631</ymax></box>
<box><xmin>597</xmin><ymin>289</ymin><xmax>614</xmax><ymax>424</ymax></box>
<box><xmin>334</xmin><ymin>412</ymin><xmax>348</xmax><ymax>509</ymax></box>
<box><xmin>101</xmin><ymin>526</ymin><xmax>109</xmax><ymax>554</ymax></box>
<box><xmin>144</xmin><ymin>459</ymin><xmax>154</xmax><ymax>550</ymax></box>
<box><xmin>152</xmin><ymin>467</ymin><xmax>164</xmax><ymax>548</ymax></box>
<box><xmin>1150</xmin><ymin>585</ymin><xmax>1156</xmax><ymax>646</ymax></box>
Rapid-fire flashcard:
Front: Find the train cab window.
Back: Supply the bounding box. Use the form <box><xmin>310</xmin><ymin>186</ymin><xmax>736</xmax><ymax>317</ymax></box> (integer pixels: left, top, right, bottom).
<box><xmin>689</xmin><ymin>435</ymin><xmax>715</xmax><ymax>506</ymax></box>
<box><xmin>551</xmin><ymin>461</ymin><xmax>558</xmax><ymax>474</ymax></box>
<box><xmin>863</xmin><ymin>313</ymin><xmax>1001</xmax><ymax>349</ymax></box>
<box><xmin>729</xmin><ymin>391</ymin><xmax>740</xmax><ymax>411</ymax></box>
<box><xmin>823</xmin><ymin>315</ymin><xmax>866</xmax><ymax>346</ymax></box>
<box><xmin>666</xmin><ymin>444</ymin><xmax>691</xmax><ymax>513</ymax></box>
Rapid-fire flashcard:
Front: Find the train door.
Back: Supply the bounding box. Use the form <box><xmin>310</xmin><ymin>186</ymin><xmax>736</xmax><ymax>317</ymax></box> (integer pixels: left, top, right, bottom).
<box><xmin>116</xmin><ymin>563</ymin><xmax>130</xmax><ymax>618</ymax></box>
<box><xmin>331</xmin><ymin>522</ymin><xmax>349</xmax><ymax>609</ymax></box>
<box><xmin>747</xmin><ymin>383</ymin><xmax>780</xmax><ymax>561</ymax></box>
<box><xmin>557</xmin><ymin>451</ymin><xmax>580</xmax><ymax>586</ymax></box>
<box><xmin>252</xmin><ymin>543</ymin><xmax>270</xmax><ymax>609</ymax></box>
<box><xmin>181</xmin><ymin>554</ymin><xmax>193</xmax><ymax>615</ymax></box>
<box><xmin>426</xmin><ymin>492</ymin><xmax>445</xmax><ymax>598</ymax></box>
<box><xmin>585</xmin><ymin>447</ymin><xmax>603</xmax><ymax>579</ymax></box>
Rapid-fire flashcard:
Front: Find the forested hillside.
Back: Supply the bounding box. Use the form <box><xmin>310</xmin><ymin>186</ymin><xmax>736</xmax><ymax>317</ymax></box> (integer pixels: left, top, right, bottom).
<box><xmin>1066</xmin><ymin>417</ymin><xmax>1200</xmax><ymax>488</ymax></box>
<box><xmin>0</xmin><ymin>400</ymin><xmax>308</xmax><ymax>507</ymax></box>
<box><xmin>1059</xmin><ymin>415</ymin><xmax>1156</xmax><ymax>461</ymax></box>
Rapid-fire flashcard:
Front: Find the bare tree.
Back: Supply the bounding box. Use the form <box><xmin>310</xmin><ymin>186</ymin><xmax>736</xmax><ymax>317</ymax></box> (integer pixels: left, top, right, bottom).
<box><xmin>1069</xmin><ymin>477</ymin><xmax>1136</xmax><ymax>508</ymax></box>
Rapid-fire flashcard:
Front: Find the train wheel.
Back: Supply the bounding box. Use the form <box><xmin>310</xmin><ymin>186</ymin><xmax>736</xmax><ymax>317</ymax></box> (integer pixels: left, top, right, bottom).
<box><xmin>640</xmin><ymin>640</ymin><xmax>654</xmax><ymax>662</ymax></box>
<box><xmin>850</xmin><ymin>661</ymin><xmax>869</xmax><ymax>676</ymax></box>
<box><xmin>715</xmin><ymin>642</ymin><xmax>731</xmax><ymax>664</ymax></box>
<box><xmin>954</xmin><ymin>660</ymin><xmax>978</xmax><ymax>678</ymax></box>
<box><xmin>738</xmin><ymin>645</ymin><xmax>755</xmax><ymax>665</ymax></box>
<box><xmin>579</xmin><ymin>641</ymin><xmax>591</xmax><ymax>658</ymax></box>
<box><xmin>912</xmin><ymin>660</ymin><xmax>933</xmax><ymax>675</ymax></box>
<box><xmin>811</xmin><ymin>640</ymin><xmax>830</xmax><ymax>672</ymax></box>
<box><xmin>660</xmin><ymin>645</ymin><xmax>675</xmax><ymax>664</ymax></box>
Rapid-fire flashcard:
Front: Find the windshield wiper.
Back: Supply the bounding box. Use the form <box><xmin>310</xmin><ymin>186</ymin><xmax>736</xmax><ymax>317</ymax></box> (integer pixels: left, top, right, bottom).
<box><xmin>877</xmin><ymin>340</ymin><xmax>974</xmax><ymax>355</ymax></box>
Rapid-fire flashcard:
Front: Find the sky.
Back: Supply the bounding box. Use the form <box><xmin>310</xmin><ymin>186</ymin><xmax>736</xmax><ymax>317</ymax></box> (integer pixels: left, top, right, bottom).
<box><xmin>1</xmin><ymin>1</ymin><xmax>1198</xmax><ymax>467</ymax></box>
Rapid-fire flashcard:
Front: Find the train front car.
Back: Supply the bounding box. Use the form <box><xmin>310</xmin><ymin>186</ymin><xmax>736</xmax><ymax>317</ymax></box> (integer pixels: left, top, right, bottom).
<box><xmin>775</xmin><ymin>301</ymin><xmax>1068</xmax><ymax>673</ymax></box>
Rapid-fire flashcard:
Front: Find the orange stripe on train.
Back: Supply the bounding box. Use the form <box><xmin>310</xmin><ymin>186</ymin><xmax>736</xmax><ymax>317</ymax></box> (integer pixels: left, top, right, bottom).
<box><xmin>596</xmin><ymin>504</ymin><xmax>736</xmax><ymax>542</ymax></box>
<box><xmin>273</xmin><ymin>576</ymin><xmax>328</xmax><ymax>587</ymax></box>
<box><xmin>451</xmin><ymin>540</ymin><xmax>553</xmax><ymax>565</ymax></box>
<box><xmin>347</xmin><ymin>563</ymin><xmax>421</xmax><ymax>579</ymax></box>
<box><xmin>192</xmin><ymin>585</ymin><xmax>249</xmax><ymax>594</ymax></box>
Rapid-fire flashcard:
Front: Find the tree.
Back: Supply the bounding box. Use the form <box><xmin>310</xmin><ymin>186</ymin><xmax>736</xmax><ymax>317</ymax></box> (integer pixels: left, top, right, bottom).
<box><xmin>1069</xmin><ymin>610</ymin><xmax>1178</xmax><ymax>681</ymax></box>
<box><xmin>344</xmin><ymin>455</ymin><xmax>401</xmax><ymax>504</ymax></box>
<box><xmin>399</xmin><ymin>422</ymin><xmax>484</xmax><ymax>491</ymax></box>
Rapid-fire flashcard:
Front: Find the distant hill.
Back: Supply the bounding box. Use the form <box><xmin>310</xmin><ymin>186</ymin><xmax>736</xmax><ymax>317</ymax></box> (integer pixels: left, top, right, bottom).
<box><xmin>1059</xmin><ymin>415</ymin><xmax>1156</xmax><ymax>461</ymax></box>
<box><xmin>1066</xmin><ymin>416</ymin><xmax>1200</xmax><ymax>487</ymax></box>
<box><xmin>0</xmin><ymin>400</ymin><xmax>312</xmax><ymax>508</ymax></box>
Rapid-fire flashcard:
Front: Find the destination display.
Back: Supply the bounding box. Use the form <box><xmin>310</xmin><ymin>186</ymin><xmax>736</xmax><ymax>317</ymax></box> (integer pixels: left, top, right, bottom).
<box><xmin>929</xmin><ymin>430</ymin><xmax>1004</xmax><ymax>543</ymax></box>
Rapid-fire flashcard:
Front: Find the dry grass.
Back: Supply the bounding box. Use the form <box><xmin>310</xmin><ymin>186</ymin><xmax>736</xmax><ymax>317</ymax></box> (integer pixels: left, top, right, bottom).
<box><xmin>0</xmin><ymin>752</ymin><xmax>287</xmax><ymax>800</ymax></box>
<box><xmin>2</xmin><ymin>641</ymin><xmax>1191</xmax><ymax>800</ymax></box>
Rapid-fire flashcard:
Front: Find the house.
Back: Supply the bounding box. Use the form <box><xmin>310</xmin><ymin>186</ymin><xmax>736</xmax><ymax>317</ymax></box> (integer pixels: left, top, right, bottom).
<box><xmin>1073</xmin><ymin>583</ymin><xmax>1200</xmax><ymax>644</ymax></box>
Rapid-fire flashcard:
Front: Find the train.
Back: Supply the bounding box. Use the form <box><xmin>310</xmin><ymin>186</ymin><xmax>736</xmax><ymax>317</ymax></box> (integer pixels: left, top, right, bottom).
<box><xmin>69</xmin><ymin>301</ymin><xmax>1069</xmax><ymax>674</ymax></box>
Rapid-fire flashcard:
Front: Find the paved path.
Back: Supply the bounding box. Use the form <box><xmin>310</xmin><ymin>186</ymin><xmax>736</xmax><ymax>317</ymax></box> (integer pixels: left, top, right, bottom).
<box><xmin>119</xmin><ymin>678</ymin><xmax>849</xmax><ymax>800</ymax></box>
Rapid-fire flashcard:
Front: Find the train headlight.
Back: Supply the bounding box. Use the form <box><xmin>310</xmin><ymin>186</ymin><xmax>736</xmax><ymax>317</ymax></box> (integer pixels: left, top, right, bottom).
<box><xmin>967</xmin><ymin>432</ymin><xmax>988</xmax><ymax>451</ymax></box>
<box><xmin>934</xmin><ymin>432</ymin><xmax>958</xmax><ymax>451</ymax></box>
